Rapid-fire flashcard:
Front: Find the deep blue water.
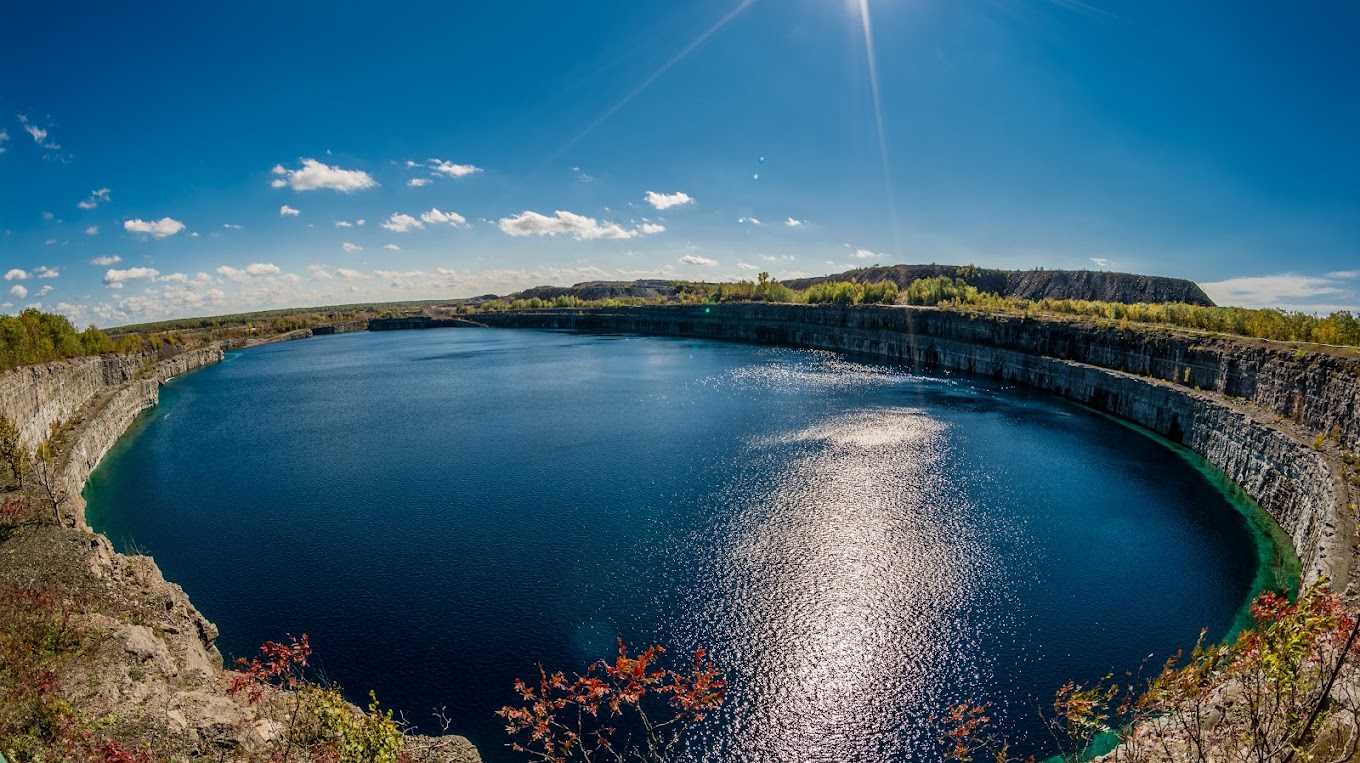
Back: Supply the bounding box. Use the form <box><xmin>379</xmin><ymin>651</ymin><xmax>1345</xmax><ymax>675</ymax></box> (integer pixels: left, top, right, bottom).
<box><xmin>86</xmin><ymin>329</ymin><xmax>1289</xmax><ymax>761</ymax></box>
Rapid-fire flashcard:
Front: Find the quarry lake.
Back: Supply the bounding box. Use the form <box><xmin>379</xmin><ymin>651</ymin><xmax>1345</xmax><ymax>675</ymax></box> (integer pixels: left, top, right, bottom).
<box><xmin>85</xmin><ymin>329</ymin><xmax>1294</xmax><ymax>762</ymax></box>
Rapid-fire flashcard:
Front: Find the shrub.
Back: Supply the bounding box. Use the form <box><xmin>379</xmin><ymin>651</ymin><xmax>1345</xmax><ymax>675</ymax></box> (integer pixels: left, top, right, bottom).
<box><xmin>939</xmin><ymin>580</ymin><xmax>1360</xmax><ymax>762</ymax></box>
<box><xmin>499</xmin><ymin>639</ymin><xmax>726</xmax><ymax>762</ymax></box>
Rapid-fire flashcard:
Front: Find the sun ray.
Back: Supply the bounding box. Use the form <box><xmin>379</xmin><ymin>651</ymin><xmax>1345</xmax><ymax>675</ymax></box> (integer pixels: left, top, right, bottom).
<box><xmin>549</xmin><ymin>0</ymin><xmax>759</xmax><ymax>163</ymax></box>
<box><xmin>857</xmin><ymin>0</ymin><xmax>902</xmax><ymax>257</ymax></box>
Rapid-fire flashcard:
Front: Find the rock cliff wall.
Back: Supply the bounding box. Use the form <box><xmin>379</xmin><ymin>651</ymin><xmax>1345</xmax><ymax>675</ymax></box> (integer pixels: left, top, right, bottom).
<box><xmin>476</xmin><ymin>304</ymin><xmax>1357</xmax><ymax>586</ymax></box>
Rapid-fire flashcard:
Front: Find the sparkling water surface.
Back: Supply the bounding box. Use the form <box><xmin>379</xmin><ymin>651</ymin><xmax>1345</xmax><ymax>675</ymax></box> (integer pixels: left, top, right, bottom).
<box><xmin>86</xmin><ymin>329</ymin><xmax>1282</xmax><ymax>761</ymax></box>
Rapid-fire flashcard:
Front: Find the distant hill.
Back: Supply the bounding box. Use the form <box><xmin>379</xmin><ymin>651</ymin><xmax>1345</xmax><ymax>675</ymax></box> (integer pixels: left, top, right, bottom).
<box><xmin>491</xmin><ymin>266</ymin><xmax>1215</xmax><ymax>307</ymax></box>
<box><xmin>505</xmin><ymin>280</ymin><xmax>676</xmax><ymax>302</ymax></box>
<box><xmin>780</xmin><ymin>265</ymin><xmax>1216</xmax><ymax>306</ymax></box>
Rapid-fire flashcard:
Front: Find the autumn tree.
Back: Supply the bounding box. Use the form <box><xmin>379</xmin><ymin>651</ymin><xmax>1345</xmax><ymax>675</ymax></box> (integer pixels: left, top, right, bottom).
<box><xmin>499</xmin><ymin>639</ymin><xmax>726</xmax><ymax>763</ymax></box>
<box><xmin>30</xmin><ymin>439</ymin><xmax>67</xmax><ymax>526</ymax></box>
<box><xmin>939</xmin><ymin>581</ymin><xmax>1360</xmax><ymax>763</ymax></box>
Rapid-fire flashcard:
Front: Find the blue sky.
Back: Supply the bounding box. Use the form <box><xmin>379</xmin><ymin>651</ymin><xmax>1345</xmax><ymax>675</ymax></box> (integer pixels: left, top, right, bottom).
<box><xmin>1</xmin><ymin>0</ymin><xmax>1356</xmax><ymax>326</ymax></box>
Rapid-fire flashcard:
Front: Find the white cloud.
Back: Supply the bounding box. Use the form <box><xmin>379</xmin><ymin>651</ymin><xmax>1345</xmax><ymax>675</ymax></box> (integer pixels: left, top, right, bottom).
<box><xmin>737</xmin><ymin>262</ymin><xmax>759</xmax><ymax>270</ymax></box>
<box><xmin>270</xmin><ymin>158</ymin><xmax>377</xmax><ymax>192</ymax></box>
<box><xmin>0</xmin><ymin>128</ymin><xmax>7</xmax><ymax>152</ymax></box>
<box><xmin>639</xmin><ymin>223</ymin><xmax>666</xmax><ymax>235</ymax></box>
<box><xmin>216</xmin><ymin>263</ymin><xmax>281</xmax><ymax>282</ymax></box>
<box><xmin>9</xmin><ymin>285</ymin><xmax>25</xmax><ymax>298</ymax></box>
<box><xmin>851</xmin><ymin>249</ymin><xmax>884</xmax><ymax>260</ymax></box>
<box><xmin>34</xmin><ymin>266</ymin><xmax>59</xmax><ymax>279</ymax></box>
<box><xmin>384</xmin><ymin>244</ymin><xmax>400</xmax><ymax>251</ymax></box>
<box><xmin>428</xmin><ymin>159</ymin><xmax>482</xmax><ymax>178</ymax></box>
<box><xmin>1090</xmin><ymin>257</ymin><xmax>1110</xmax><ymax>268</ymax></box>
<box><xmin>334</xmin><ymin>220</ymin><xmax>353</xmax><ymax>228</ymax></box>
<box><xmin>124</xmin><ymin>217</ymin><xmax>186</xmax><ymax>238</ymax></box>
<box><xmin>90</xmin><ymin>255</ymin><xmax>121</xmax><ymax>266</ymax></box>
<box><xmin>420</xmin><ymin>208</ymin><xmax>467</xmax><ymax>226</ymax></box>
<box><xmin>1201</xmin><ymin>273</ymin><xmax>1358</xmax><ymax>311</ymax></box>
<box><xmin>356</xmin><ymin>219</ymin><xmax>365</xmax><ymax>226</ymax></box>
<box><xmin>381</xmin><ymin>213</ymin><xmax>423</xmax><ymax>232</ymax></box>
<box><xmin>738</xmin><ymin>217</ymin><xmax>761</xmax><ymax>225</ymax></box>
<box><xmin>280</xmin><ymin>205</ymin><xmax>301</xmax><ymax>217</ymax></box>
<box><xmin>1327</xmin><ymin>270</ymin><xmax>1360</xmax><ymax>280</ymax></box>
<box><xmin>645</xmin><ymin>191</ymin><xmax>693</xmax><ymax>210</ymax></box>
<box><xmin>497</xmin><ymin>210</ymin><xmax>638</xmax><ymax>240</ymax></box>
<box><xmin>76</xmin><ymin>188</ymin><xmax>111</xmax><ymax>210</ymax></box>
<box><xmin>158</xmin><ymin>273</ymin><xmax>190</xmax><ymax>284</ymax></box>
<box><xmin>4</xmin><ymin>269</ymin><xmax>28</xmax><ymax>281</ymax></box>
<box><xmin>85</xmin><ymin>226</ymin><xmax>99</xmax><ymax>236</ymax></box>
<box><xmin>343</xmin><ymin>242</ymin><xmax>363</xmax><ymax>252</ymax></box>
<box><xmin>41</xmin><ymin>211</ymin><xmax>53</xmax><ymax>221</ymax></box>
<box><xmin>785</xmin><ymin>217</ymin><xmax>804</xmax><ymax>227</ymax></box>
<box><xmin>374</xmin><ymin>269</ymin><xmax>429</xmax><ymax>288</ymax></box>
<box><xmin>17</xmin><ymin>115</ymin><xmax>59</xmax><ymax>150</ymax></box>
<box><xmin>35</xmin><ymin>285</ymin><xmax>53</xmax><ymax>298</ymax></box>
<box><xmin>679</xmin><ymin>255</ymin><xmax>718</xmax><ymax>266</ymax></box>
<box><xmin>407</xmin><ymin>178</ymin><xmax>431</xmax><ymax>187</ymax></box>
<box><xmin>335</xmin><ymin>268</ymin><xmax>368</xmax><ymax>280</ymax></box>
<box><xmin>223</xmin><ymin>223</ymin><xmax>243</xmax><ymax>230</ymax></box>
<box><xmin>103</xmin><ymin>267</ymin><xmax>160</xmax><ymax>288</ymax></box>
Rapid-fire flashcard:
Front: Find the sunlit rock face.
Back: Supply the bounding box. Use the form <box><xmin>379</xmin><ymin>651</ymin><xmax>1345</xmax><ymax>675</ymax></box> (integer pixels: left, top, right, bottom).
<box><xmin>87</xmin><ymin>331</ymin><xmax>1281</xmax><ymax>761</ymax></box>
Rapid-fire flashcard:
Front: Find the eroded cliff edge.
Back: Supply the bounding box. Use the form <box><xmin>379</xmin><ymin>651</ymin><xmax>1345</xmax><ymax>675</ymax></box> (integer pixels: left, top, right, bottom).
<box><xmin>475</xmin><ymin>303</ymin><xmax>1359</xmax><ymax>589</ymax></box>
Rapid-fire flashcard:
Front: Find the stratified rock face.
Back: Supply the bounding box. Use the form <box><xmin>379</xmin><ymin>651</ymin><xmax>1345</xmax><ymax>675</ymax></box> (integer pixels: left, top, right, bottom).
<box><xmin>1003</xmin><ymin>269</ymin><xmax>1216</xmax><ymax>305</ymax></box>
<box><xmin>0</xmin><ymin>346</ymin><xmax>224</xmax><ymax>451</ymax></box>
<box><xmin>477</xmin><ymin>304</ymin><xmax>1357</xmax><ymax>585</ymax></box>
<box><xmin>781</xmin><ymin>265</ymin><xmax>1217</xmax><ymax>306</ymax></box>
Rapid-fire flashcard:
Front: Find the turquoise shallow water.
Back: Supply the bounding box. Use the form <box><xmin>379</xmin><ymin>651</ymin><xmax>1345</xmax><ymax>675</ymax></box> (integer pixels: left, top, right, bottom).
<box><xmin>85</xmin><ymin>329</ymin><xmax>1295</xmax><ymax>761</ymax></box>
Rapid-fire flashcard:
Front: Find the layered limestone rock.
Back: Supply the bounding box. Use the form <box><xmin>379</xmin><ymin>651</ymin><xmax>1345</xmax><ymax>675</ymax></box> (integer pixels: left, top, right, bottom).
<box><xmin>475</xmin><ymin>303</ymin><xmax>1358</xmax><ymax>586</ymax></box>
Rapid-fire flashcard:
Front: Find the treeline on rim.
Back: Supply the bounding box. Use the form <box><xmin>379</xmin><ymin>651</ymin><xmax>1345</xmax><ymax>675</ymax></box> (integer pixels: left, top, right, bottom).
<box><xmin>468</xmin><ymin>274</ymin><xmax>1360</xmax><ymax>347</ymax></box>
<box><xmin>893</xmin><ymin>276</ymin><xmax>1360</xmax><ymax>347</ymax></box>
<box><xmin>0</xmin><ymin>309</ymin><xmax>146</xmax><ymax>372</ymax></box>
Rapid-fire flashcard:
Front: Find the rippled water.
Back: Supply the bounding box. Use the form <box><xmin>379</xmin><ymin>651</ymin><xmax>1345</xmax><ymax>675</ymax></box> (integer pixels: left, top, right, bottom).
<box><xmin>85</xmin><ymin>329</ymin><xmax>1293</xmax><ymax>761</ymax></box>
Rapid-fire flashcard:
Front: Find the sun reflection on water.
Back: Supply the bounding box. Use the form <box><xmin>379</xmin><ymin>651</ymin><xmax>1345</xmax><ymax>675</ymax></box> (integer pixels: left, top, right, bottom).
<box><xmin>683</xmin><ymin>379</ymin><xmax>1004</xmax><ymax>760</ymax></box>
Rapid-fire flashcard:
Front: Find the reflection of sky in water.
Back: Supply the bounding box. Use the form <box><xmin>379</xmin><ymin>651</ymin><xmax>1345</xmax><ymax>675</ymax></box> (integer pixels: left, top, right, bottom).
<box><xmin>86</xmin><ymin>331</ymin><xmax>1267</xmax><ymax>762</ymax></box>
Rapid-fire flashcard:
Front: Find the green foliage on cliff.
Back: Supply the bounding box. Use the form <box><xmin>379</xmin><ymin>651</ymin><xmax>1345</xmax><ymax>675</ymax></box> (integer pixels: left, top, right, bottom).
<box><xmin>940</xmin><ymin>291</ymin><xmax>1360</xmax><ymax>348</ymax></box>
<box><xmin>801</xmin><ymin>279</ymin><xmax>901</xmax><ymax>305</ymax></box>
<box><xmin>899</xmin><ymin>276</ymin><xmax>979</xmax><ymax>306</ymax></box>
<box><xmin>0</xmin><ymin>309</ymin><xmax>143</xmax><ymax>371</ymax></box>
